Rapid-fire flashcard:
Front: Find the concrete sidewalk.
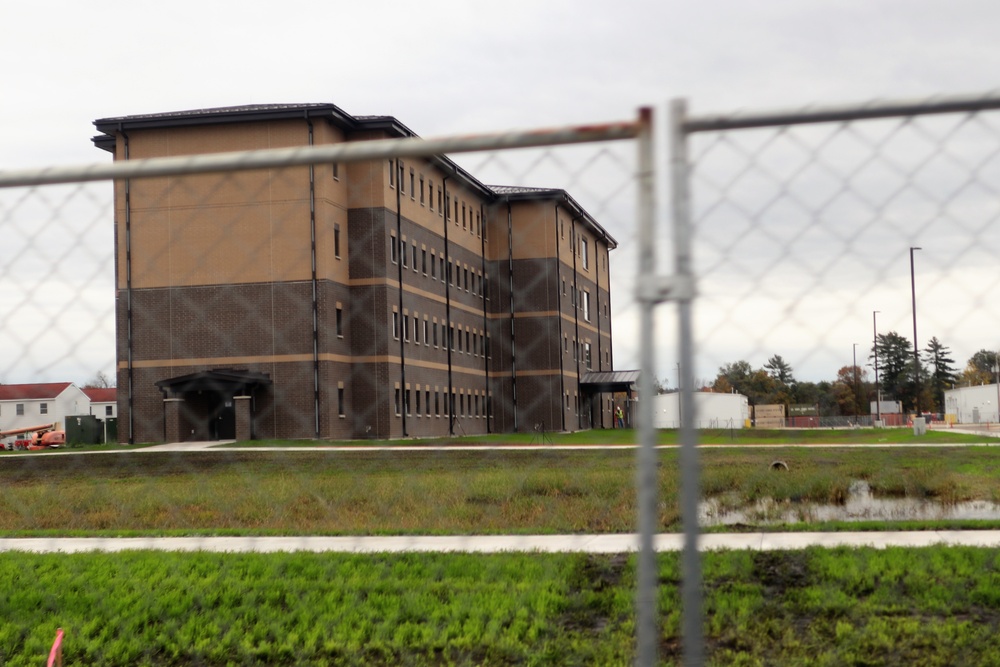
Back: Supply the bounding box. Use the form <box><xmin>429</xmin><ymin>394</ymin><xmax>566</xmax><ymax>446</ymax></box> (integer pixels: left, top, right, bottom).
<box><xmin>4</xmin><ymin>531</ymin><xmax>1000</xmax><ymax>554</ymax></box>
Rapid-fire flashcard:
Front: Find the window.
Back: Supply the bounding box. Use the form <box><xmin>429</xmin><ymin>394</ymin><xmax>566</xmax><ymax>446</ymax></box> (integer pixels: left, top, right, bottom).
<box><xmin>40</xmin><ymin>403</ymin><xmax>48</xmax><ymax>415</ymax></box>
<box><xmin>458</xmin><ymin>329</ymin><xmax>463</xmax><ymax>353</ymax></box>
<box><xmin>413</xmin><ymin>314</ymin><xmax>419</xmax><ymax>344</ymax></box>
<box><xmin>399</xmin><ymin>163</ymin><xmax>406</xmax><ymax>194</ymax></box>
<box><xmin>392</xmin><ymin>312</ymin><xmax>399</xmax><ymax>340</ymax></box>
<box><xmin>422</xmin><ymin>249</ymin><xmax>427</xmax><ymax>274</ymax></box>
<box><xmin>428</xmin><ymin>180</ymin><xmax>433</xmax><ymax>209</ymax></box>
<box><xmin>412</xmin><ymin>243</ymin><xmax>418</xmax><ymax>272</ymax></box>
<box><xmin>338</xmin><ymin>387</ymin><xmax>345</xmax><ymax>417</ymax></box>
<box><xmin>433</xmin><ymin>322</ymin><xmax>439</xmax><ymax>347</ymax></box>
<box><xmin>465</xmin><ymin>330</ymin><xmax>470</xmax><ymax>353</ymax></box>
<box><xmin>388</xmin><ymin>160</ymin><xmax>395</xmax><ymax>188</ymax></box>
<box><xmin>105</xmin><ymin>405</ymin><xmax>113</xmax><ymax>416</ymax></box>
<box><xmin>405</xmin><ymin>389</ymin><xmax>411</xmax><ymax>415</ymax></box>
<box><xmin>416</xmin><ymin>389</ymin><xmax>421</xmax><ymax>414</ymax></box>
<box><xmin>438</xmin><ymin>187</ymin><xmax>443</xmax><ymax>214</ymax></box>
<box><xmin>409</xmin><ymin>169</ymin><xmax>415</xmax><ymax>198</ymax></box>
<box><xmin>462</xmin><ymin>203</ymin><xmax>466</xmax><ymax>229</ymax></box>
<box><xmin>431</xmin><ymin>252</ymin><xmax>437</xmax><ymax>279</ymax></box>
<box><xmin>464</xmin><ymin>267</ymin><xmax>469</xmax><ymax>291</ymax></box>
<box><xmin>583</xmin><ymin>290</ymin><xmax>591</xmax><ymax>321</ymax></box>
<box><xmin>445</xmin><ymin>194</ymin><xmax>450</xmax><ymax>220</ymax></box>
<box><xmin>336</xmin><ymin>307</ymin><xmax>344</xmax><ymax>337</ymax></box>
<box><xmin>581</xmin><ymin>237</ymin><xmax>589</xmax><ymax>270</ymax></box>
<box><xmin>334</xmin><ymin>224</ymin><xmax>341</xmax><ymax>258</ymax></box>
<box><xmin>454</xmin><ymin>201</ymin><xmax>459</xmax><ymax>224</ymax></box>
<box><xmin>402</xmin><ymin>240</ymin><xmax>408</xmax><ymax>268</ymax></box>
<box><xmin>435</xmin><ymin>391</ymin><xmax>440</xmax><ymax>416</ymax></box>
<box><xmin>449</xmin><ymin>325</ymin><xmax>455</xmax><ymax>351</ymax></box>
<box><xmin>423</xmin><ymin>319</ymin><xmax>429</xmax><ymax>345</ymax></box>
<box><xmin>585</xmin><ymin>343</ymin><xmax>592</xmax><ymax>369</ymax></box>
<box><xmin>476</xmin><ymin>212</ymin><xmax>481</xmax><ymax>237</ymax></box>
<box><xmin>16</xmin><ymin>403</ymin><xmax>23</xmax><ymax>416</ymax></box>
<box><xmin>395</xmin><ymin>388</ymin><xmax>401</xmax><ymax>415</ymax></box>
<box><xmin>390</xmin><ymin>235</ymin><xmax>398</xmax><ymax>264</ymax></box>
<box><xmin>562</xmin><ymin>278</ymin><xmax>567</xmax><ymax>296</ymax></box>
<box><xmin>332</xmin><ymin>162</ymin><xmax>340</xmax><ymax>180</ymax></box>
<box><xmin>403</xmin><ymin>315</ymin><xmax>410</xmax><ymax>342</ymax></box>
<box><xmin>425</xmin><ymin>390</ymin><xmax>431</xmax><ymax>416</ymax></box>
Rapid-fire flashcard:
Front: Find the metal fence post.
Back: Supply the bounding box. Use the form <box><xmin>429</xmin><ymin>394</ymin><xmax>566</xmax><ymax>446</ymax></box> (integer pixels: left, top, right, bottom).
<box><xmin>635</xmin><ymin>106</ymin><xmax>659</xmax><ymax>667</ymax></box>
<box><xmin>672</xmin><ymin>97</ymin><xmax>704</xmax><ymax>667</ymax></box>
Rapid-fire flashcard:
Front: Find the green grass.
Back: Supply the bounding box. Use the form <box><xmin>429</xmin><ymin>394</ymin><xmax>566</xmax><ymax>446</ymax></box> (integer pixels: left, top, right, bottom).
<box><xmin>4</xmin><ymin>445</ymin><xmax>1000</xmax><ymax>536</ymax></box>
<box><xmin>3</xmin><ymin>547</ymin><xmax>1000</xmax><ymax>665</ymax></box>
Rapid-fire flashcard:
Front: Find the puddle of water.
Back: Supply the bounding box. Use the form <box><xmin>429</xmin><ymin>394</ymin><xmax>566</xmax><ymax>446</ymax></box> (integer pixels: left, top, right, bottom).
<box><xmin>700</xmin><ymin>480</ymin><xmax>1000</xmax><ymax>526</ymax></box>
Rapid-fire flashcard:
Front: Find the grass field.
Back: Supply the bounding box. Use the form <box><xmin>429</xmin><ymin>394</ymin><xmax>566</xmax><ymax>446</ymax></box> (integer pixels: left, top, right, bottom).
<box><xmin>4</xmin><ymin>428</ymin><xmax>1000</xmax><ymax>664</ymax></box>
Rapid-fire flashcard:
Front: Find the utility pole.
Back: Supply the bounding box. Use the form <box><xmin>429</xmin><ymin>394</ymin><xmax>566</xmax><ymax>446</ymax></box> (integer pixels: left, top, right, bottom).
<box><xmin>910</xmin><ymin>247</ymin><xmax>922</xmax><ymax>417</ymax></box>
<box><xmin>873</xmin><ymin>310</ymin><xmax>881</xmax><ymax>424</ymax></box>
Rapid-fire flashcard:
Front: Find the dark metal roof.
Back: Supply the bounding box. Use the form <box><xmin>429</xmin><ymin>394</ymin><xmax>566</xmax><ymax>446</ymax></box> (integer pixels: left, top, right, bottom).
<box><xmin>580</xmin><ymin>370</ymin><xmax>640</xmax><ymax>394</ymax></box>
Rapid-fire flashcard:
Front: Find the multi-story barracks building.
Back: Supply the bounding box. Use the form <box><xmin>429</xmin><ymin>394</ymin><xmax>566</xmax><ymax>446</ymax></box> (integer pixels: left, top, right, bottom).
<box><xmin>93</xmin><ymin>103</ymin><xmax>625</xmax><ymax>442</ymax></box>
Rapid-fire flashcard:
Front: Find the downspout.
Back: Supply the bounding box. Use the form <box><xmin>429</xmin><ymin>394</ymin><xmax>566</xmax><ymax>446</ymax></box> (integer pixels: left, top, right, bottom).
<box><xmin>479</xmin><ymin>202</ymin><xmax>490</xmax><ymax>432</ymax></box>
<box><xmin>121</xmin><ymin>125</ymin><xmax>134</xmax><ymax>444</ymax></box>
<box><xmin>555</xmin><ymin>204</ymin><xmax>565</xmax><ymax>432</ymax></box>
<box><xmin>571</xmin><ymin>215</ymin><xmax>582</xmax><ymax>431</ymax></box>
<box><xmin>306</xmin><ymin>116</ymin><xmax>321</xmax><ymax>438</ymax></box>
<box><xmin>596</xmin><ymin>239</ymin><xmax>605</xmax><ymax>428</ymax></box>
<box><xmin>506</xmin><ymin>201</ymin><xmax>517</xmax><ymax>431</ymax></box>
<box><xmin>396</xmin><ymin>160</ymin><xmax>408</xmax><ymax>437</ymax></box>
<box><xmin>442</xmin><ymin>175</ymin><xmax>454</xmax><ymax>435</ymax></box>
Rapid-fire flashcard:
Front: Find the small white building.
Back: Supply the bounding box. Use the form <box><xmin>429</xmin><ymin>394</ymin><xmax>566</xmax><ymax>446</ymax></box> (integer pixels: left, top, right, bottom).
<box><xmin>0</xmin><ymin>382</ymin><xmax>90</xmax><ymax>434</ymax></box>
<box><xmin>944</xmin><ymin>384</ymin><xmax>1000</xmax><ymax>424</ymax></box>
<box><xmin>652</xmin><ymin>391</ymin><xmax>750</xmax><ymax>429</ymax></box>
<box><xmin>83</xmin><ymin>387</ymin><xmax>117</xmax><ymax>419</ymax></box>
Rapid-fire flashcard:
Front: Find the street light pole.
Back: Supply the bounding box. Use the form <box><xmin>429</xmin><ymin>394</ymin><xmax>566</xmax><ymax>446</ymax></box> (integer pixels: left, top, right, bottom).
<box><xmin>873</xmin><ymin>310</ymin><xmax>881</xmax><ymax>424</ymax></box>
<box><xmin>910</xmin><ymin>247</ymin><xmax>922</xmax><ymax>417</ymax></box>
<box><xmin>853</xmin><ymin>343</ymin><xmax>859</xmax><ymax>421</ymax></box>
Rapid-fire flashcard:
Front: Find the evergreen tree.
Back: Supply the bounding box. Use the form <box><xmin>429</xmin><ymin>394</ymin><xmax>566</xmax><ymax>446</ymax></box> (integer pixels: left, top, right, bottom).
<box><xmin>922</xmin><ymin>337</ymin><xmax>957</xmax><ymax>412</ymax></box>
<box><xmin>873</xmin><ymin>331</ymin><xmax>916</xmax><ymax>410</ymax></box>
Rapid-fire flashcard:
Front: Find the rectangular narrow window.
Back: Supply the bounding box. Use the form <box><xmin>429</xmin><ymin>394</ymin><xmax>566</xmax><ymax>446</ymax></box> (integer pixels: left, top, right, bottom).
<box><xmin>106</xmin><ymin>405</ymin><xmax>113</xmax><ymax>416</ymax></box>
<box><xmin>585</xmin><ymin>342</ymin><xmax>592</xmax><ymax>369</ymax></box>
<box><xmin>435</xmin><ymin>391</ymin><xmax>440</xmax><ymax>416</ymax></box>
<box><xmin>583</xmin><ymin>291</ymin><xmax>591</xmax><ymax>321</ymax></box>
<box><xmin>465</xmin><ymin>330</ymin><xmax>470</xmax><ymax>353</ymax></box>
<box><xmin>390</xmin><ymin>235</ymin><xmax>398</xmax><ymax>264</ymax></box>
<box><xmin>454</xmin><ymin>201</ymin><xmax>459</xmax><ymax>224</ymax></box>
<box><xmin>581</xmin><ymin>237</ymin><xmax>589</xmax><ymax>270</ymax></box>
<box><xmin>336</xmin><ymin>307</ymin><xmax>343</xmax><ymax>337</ymax></box>
<box><xmin>428</xmin><ymin>180</ymin><xmax>433</xmax><ymax>209</ymax></box>
<box><xmin>462</xmin><ymin>203</ymin><xmax>466</xmax><ymax>229</ymax></box>
<box><xmin>419</xmin><ymin>176</ymin><xmax>425</xmax><ymax>204</ymax></box>
<box><xmin>445</xmin><ymin>194</ymin><xmax>450</xmax><ymax>220</ymax></box>
<box><xmin>338</xmin><ymin>387</ymin><xmax>345</xmax><ymax>417</ymax></box>
<box><xmin>433</xmin><ymin>322</ymin><xmax>439</xmax><ymax>347</ymax></box>
<box><xmin>425</xmin><ymin>390</ymin><xmax>431</xmax><ymax>416</ymax></box>
<box><xmin>403</xmin><ymin>315</ymin><xmax>410</xmax><ymax>342</ymax></box>
<box><xmin>423</xmin><ymin>319</ymin><xmax>429</xmax><ymax>345</ymax></box>
<box><xmin>399</xmin><ymin>163</ymin><xmax>406</xmax><ymax>194</ymax></box>
<box><xmin>416</xmin><ymin>389</ymin><xmax>421</xmax><ymax>415</ymax></box>
<box><xmin>457</xmin><ymin>329</ymin><xmax>463</xmax><ymax>353</ymax></box>
<box><xmin>332</xmin><ymin>162</ymin><xmax>340</xmax><ymax>180</ymax></box>
<box><xmin>412</xmin><ymin>243</ymin><xmax>418</xmax><ymax>271</ymax></box>
<box><xmin>409</xmin><ymin>169</ymin><xmax>415</xmax><ymax>198</ymax></box>
<box><xmin>392</xmin><ymin>312</ymin><xmax>399</xmax><ymax>340</ymax></box>
<box><xmin>413</xmin><ymin>314</ymin><xmax>419</xmax><ymax>344</ymax></box>
<box><xmin>464</xmin><ymin>267</ymin><xmax>469</xmax><ymax>291</ymax></box>
<box><xmin>334</xmin><ymin>224</ymin><xmax>341</xmax><ymax>258</ymax></box>
<box><xmin>422</xmin><ymin>249</ymin><xmax>427</xmax><ymax>274</ymax></box>
<box><xmin>401</xmin><ymin>240</ymin><xmax>408</xmax><ymax>268</ymax></box>
<box><xmin>438</xmin><ymin>188</ymin><xmax>443</xmax><ymax>214</ymax></box>
<box><xmin>389</xmin><ymin>160</ymin><xmax>395</xmax><ymax>188</ymax></box>
<box><xmin>405</xmin><ymin>389</ymin><xmax>411</xmax><ymax>415</ymax></box>
<box><xmin>395</xmin><ymin>388</ymin><xmax>401</xmax><ymax>415</ymax></box>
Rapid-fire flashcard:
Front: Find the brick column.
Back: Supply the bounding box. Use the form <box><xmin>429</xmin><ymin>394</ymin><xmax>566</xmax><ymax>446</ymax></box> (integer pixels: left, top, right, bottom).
<box><xmin>163</xmin><ymin>398</ymin><xmax>184</xmax><ymax>443</ymax></box>
<box><xmin>235</xmin><ymin>396</ymin><xmax>252</xmax><ymax>442</ymax></box>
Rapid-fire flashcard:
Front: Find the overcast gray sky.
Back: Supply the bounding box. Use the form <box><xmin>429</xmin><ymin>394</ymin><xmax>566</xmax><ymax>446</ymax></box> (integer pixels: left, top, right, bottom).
<box><xmin>3</xmin><ymin>0</ymin><xmax>1000</xmax><ymax>386</ymax></box>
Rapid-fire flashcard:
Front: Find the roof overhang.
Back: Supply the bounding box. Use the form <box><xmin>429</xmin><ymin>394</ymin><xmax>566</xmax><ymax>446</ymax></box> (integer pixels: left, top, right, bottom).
<box><xmin>580</xmin><ymin>370</ymin><xmax>640</xmax><ymax>393</ymax></box>
<box><xmin>155</xmin><ymin>369</ymin><xmax>272</xmax><ymax>396</ymax></box>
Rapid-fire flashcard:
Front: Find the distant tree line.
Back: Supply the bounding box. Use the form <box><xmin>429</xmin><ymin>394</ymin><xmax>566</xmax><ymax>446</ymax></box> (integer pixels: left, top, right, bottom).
<box><xmin>685</xmin><ymin>334</ymin><xmax>996</xmax><ymax>417</ymax></box>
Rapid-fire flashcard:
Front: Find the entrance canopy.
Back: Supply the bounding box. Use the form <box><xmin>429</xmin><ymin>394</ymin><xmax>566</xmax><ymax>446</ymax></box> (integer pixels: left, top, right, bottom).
<box><xmin>580</xmin><ymin>370</ymin><xmax>640</xmax><ymax>394</ymax></box>
<box><xmin>155</xmin><ymin>369</ymin><xmax>272</xmax><ymax>396</ymax></box>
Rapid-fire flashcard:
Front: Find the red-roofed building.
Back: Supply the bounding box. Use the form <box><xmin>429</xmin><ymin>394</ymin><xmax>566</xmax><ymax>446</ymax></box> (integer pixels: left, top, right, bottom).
<box><xmin>82</xmin><ymin>387</ymin><xmax>118</xmax><ymax>419</ymax></box>
<box><xmin>0</xmin><ymin>383</ymin><xmax>90</xmax><ymax>435</ymax></box>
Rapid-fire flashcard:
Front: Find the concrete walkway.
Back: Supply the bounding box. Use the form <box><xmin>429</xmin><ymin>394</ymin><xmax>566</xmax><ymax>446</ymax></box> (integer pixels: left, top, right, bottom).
<box><xmin>4</xmin><ymin>531</ymin><xmax>1000</xmax><ymax>554</ymax></box>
